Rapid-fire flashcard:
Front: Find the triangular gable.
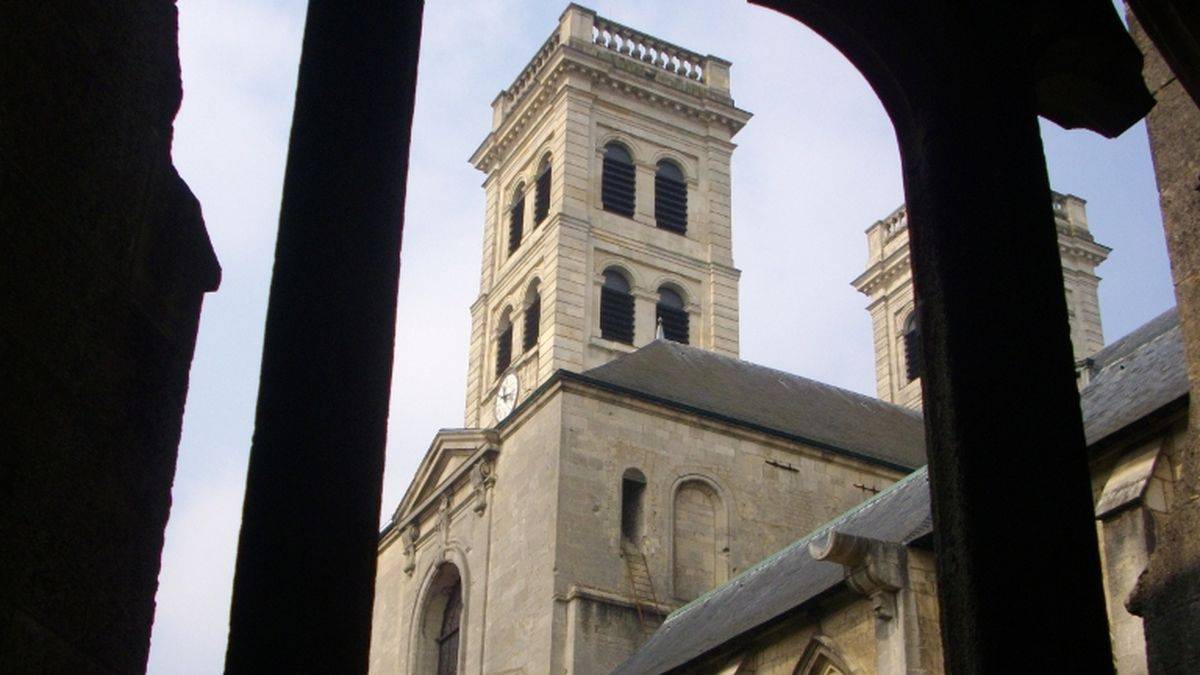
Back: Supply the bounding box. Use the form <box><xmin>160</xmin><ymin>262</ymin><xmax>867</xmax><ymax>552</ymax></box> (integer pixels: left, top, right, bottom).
<box><xmin>393</xmin><ymin>428</ymin><xmax>499</xmax><ymax>524</ymax></box>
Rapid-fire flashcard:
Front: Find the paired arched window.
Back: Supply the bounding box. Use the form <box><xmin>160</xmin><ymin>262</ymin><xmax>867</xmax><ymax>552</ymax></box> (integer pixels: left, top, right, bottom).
<box><xmin>600</xmin><ymin>269</ymin><xmax>634</xmax><ymax>344</ymax></box>
<box><xmin>601</xmin><ymin>143</ymin><xmax>636</xmax><ymax>217</ymax></box>
<box><xmin>523</xmin><ymin>284</ymin><xmax>541</xmax><ymax>352</ymax></box>
<box><xmin>620</xmin><ymin>468</ymin><xmax>647</xmax><ymax>544</ymax></box>
<box><xmin>508</xmin><ymin>183</ymin><xmax>525</xmax><ymax>255</ymax></box>
<box><xmin>416</xmin><ymin>563</ymin><xmax>464</xmax><ymax>675</ymax></box>
<box><xmin>672</xmin><ymin>479</ymin><xmax>725</xmax><ymax>601</ymax></box>
<box><xmin>534</xmin><ymin>155</ymin><xmax>551</xmax><ymax>225</ymax></box>
<box><xmin>495</xmin><ymin>309</ymin><xmax>513</xmax><ymax>377</ymax></box>
<box><xmin>656</xmin><ymin>286</ymin><xmax>689</xmax><ymax>344</ymax></box>
<box><xmin>655</xmin><ymin>160</ymin><xmax>687</xmax><ymax>234</ymax></box>
<box><xmin>902</xmin><ymin>310</ymin><xmax>921</xmax><ymax>382</ymax></box>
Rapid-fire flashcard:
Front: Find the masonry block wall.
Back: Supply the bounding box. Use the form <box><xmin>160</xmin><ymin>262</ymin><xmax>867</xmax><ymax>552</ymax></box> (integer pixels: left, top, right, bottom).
<box><xmin>552</xmin><ymin>385</ymin><xmax>908</xmax><ymax>673</ymax></box>
<box><xmin>0</xmin><ymin>3</ymin><xmax>220</xmax><ymax>672</ymax></box>
<box><xmin>1126</xmin><ymin>11</ymin><xmax>1200</xmax><ymax>673</ymax></box>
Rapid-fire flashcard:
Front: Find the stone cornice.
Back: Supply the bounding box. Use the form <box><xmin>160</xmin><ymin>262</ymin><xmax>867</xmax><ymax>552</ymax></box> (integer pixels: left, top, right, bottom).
<box><xmin>852</xmin><ymin>248</ymin><xmax>911</xmax><ymax>296</ymax></box>
<box><xmin>471</xmin><ymin>44</ymin><xmax>751</xmax><ymax>174</ymax></box>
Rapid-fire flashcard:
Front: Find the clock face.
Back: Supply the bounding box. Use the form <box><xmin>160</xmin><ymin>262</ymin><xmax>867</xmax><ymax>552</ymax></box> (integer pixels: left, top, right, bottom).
<box><xmin>494</xmin><ymin>372</ymin><xmax>520</xmax><ymax>421</ymax></box>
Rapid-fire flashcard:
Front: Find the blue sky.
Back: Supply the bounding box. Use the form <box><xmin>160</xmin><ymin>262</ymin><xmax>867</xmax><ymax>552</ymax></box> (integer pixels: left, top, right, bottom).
<box><xmin>148</xmin><ymin>1</ymin><xmax>1174</xmax><ymax>671</ymax></box>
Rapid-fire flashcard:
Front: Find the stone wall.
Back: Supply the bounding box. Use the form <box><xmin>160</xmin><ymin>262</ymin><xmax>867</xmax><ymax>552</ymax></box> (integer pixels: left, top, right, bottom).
<box><xmin>553</xmin><ymin>383</ymin><xmax>907</xmax><ymax>672</ymax></box>
<box><xmin>0</xmin><ymin>2</ymin><xmax>219</xmax><ymax>672</ymax></box>
<box><xmin>1125</xmin><ymin>11</ymin><xmax>1200</xmax><ymax>674</ymax></box>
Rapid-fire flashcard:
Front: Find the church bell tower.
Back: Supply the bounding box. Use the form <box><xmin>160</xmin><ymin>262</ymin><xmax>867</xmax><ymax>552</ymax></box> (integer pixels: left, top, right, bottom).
<box><xmin>464</xmin><ymin>4</ymin><xmax>752</xmax><ymax>427</ymax></box>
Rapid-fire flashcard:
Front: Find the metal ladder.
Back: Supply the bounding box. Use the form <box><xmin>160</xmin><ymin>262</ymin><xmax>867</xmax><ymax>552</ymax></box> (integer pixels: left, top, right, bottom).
<box><xmin>621</xmin><ymin>538</ymin><xmax>661</xmax><ymax>638</ymax></box>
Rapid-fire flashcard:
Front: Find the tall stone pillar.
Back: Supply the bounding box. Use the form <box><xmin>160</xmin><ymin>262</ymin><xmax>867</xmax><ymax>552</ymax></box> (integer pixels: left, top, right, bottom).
<box><xmin>224</xmin><ymin>2</ymin><xmax>424</xmax><ymax>671</ymax></box>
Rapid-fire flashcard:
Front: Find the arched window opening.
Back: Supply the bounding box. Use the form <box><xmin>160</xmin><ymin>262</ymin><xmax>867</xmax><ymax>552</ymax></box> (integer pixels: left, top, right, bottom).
<box><xmin>793</xmin><ymin>638</ymin><xmax>852</xmax><ymax>675</ymax></box>
<box><xmin>602</xmin><ymin>143</ymin><xmax>636</xmax><ymax>217</ymax></box>
<box><xmin>534</xmin><ymin>155</ymin><xmax>551</xmax><ymax>225</ymax></box>
<box><xmin>903</xmin><ymin>311</ymin><xmax>922</xmax><ymax>382</ymax></box>
<box><xmin>416</xmin><ymin>563</ymin><xmax>464</xmax><ymax>675</ymax></box>
<box><xmin>655</xmin><ymin>160</ymin><xmax>687</xmax><ymax>234</ymax></box>
<box><xmin>508</xmin><ymin>183</ymin><xmax>525</xmax><ymax>256</ymax></box>
<box><xmin>600</xmin><ymin>269</ymin><xmax>634</xmax><ymax>344</ymax></box>
<box><xmin>437</xmin><ymin>585</ymin><xmax>462</xmax><ymax>675</ymax></box>
<box><xmin>495</xmin><ymin>310</ymin><xmax>513</xmax><ymax>377</ymax></box>
<box><xmin>656</xmin><ymin>286</ymin><xmax>689</xmax><ymax>344</ymax></box>
<box><xmin>523</xmin><ymin>287</ymin><xmax>541</xmax><ymax>352</ymax></box>
<box><xmin>672</xmin><ymin>480</ymin><xmax>724</xmax><ymax>601</ymax></box>
<box><xmin>620</xmin><ymin>468</ymin><xmax>647</xmax><ymax>544</ymax></box>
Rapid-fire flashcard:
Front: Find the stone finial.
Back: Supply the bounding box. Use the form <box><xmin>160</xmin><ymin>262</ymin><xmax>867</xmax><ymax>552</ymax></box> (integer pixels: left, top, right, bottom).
<box><xmin>559</xmin><ymin>3</ymin><xmax>597</xmax><ymax>45</ymax></box>
<box><xmin>703</xmin><ymin>55</ymin><xmax>732</xmax><ymax>95</ymax></box>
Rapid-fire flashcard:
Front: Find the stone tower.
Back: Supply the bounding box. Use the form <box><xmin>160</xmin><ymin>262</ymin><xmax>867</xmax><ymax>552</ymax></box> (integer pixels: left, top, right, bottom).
<box><xmin>463</xmin><ymin>4</ymin><xmax>751</xmax><ymax>427</ymax></box>
<box><xmin>852</xmin><ymin>192</ymin><xmax>1111</xmax><ymax>409</ymax></box>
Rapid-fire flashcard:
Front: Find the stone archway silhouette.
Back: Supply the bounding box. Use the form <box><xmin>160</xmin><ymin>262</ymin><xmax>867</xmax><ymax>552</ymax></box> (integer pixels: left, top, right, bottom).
<box><xmin>223</xmin><ymin>3</ymin><xmax>1154</xmax><ymax>673</ymax></box>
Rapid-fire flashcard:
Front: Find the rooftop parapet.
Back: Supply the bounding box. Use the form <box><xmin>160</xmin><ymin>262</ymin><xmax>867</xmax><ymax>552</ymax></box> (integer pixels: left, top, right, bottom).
<box><xmin>488</xmin><ymin>4</ymin><xmax>734</xmax><ymax>132</ymax></box>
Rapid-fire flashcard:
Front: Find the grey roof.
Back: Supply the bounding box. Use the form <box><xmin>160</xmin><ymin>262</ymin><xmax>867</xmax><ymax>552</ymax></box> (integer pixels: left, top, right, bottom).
<box><xmin>615</xmin><ymin>309</ymin><xmax>1188</xmax><ymax>674</ymax></box>
<box><xmin>614</xmin><ymin>467</ymin><xmax>933</xmax><ymax>675</ymax></box>
<box><xmin>1081</xmin><ymin>307</ymin><xmax>1187</xmax><ymax>446</ymax></box>
<box><xmin>579</xmin><ymin>340</ymin><xmax>926</xmax><ymax>470</ymax></box>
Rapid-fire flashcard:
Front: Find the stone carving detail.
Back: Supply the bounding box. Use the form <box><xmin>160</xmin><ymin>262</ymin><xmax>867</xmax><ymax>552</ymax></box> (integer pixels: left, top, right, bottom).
<box><xmin>809</xmin><ymin>529</ymin><xmax>906</xmax><ymax>620</ymax></box>
<box><xmin>438</xmin><ymin>495</ymin><xmax>452</xmax><ymax>545</ymax></box>
<box><xmin>400</xmin><ymin>524</ymin><xmax>418</xmax><ymax>577</ymax></box>
<box><xmin>471</xmin><ymin>458</ymin><xmax>497</xmax><ymax>516</ymax></box>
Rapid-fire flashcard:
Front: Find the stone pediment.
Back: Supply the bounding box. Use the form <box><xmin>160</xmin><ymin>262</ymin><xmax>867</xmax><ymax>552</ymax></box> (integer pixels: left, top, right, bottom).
<box><xmin>392</xmin><ymin>428</ymin><xmax>499</xmax><ymax>525</ymax></box>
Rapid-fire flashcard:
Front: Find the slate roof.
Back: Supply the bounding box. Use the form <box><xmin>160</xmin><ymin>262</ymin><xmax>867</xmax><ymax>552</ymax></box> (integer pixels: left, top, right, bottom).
<box><xmin>614</xmin><ymin>308</ymin><xmax>1187</xmax><ymax>675</ymax></box>
<box><xmin>577</xmin><ymin>340</ymin><xmax>926</xmax><ymax>470</ymax></box>
<box><xmin>614</xmin><ymin>467</ymin><xmax>934</xmax><ymax>675</ymax></box>
<box><xmin>1081</xmin><ymin>307</ymin><xmax>1187</xmax><ymax>446</ymax></box>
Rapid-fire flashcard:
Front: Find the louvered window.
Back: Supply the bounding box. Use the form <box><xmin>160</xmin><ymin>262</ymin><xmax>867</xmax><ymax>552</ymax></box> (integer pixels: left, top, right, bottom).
<box><xmin>600</xmin><ymin>269</ymin><xmax>634</xmax><ymax>344</ymax></box>
<box><xmin>656</xmin><ymin>287</ymin><xmax>689</xmax><ymax>344</ymax></box>
<box><xmin>508</xmin><ymin>186</ymin><xmax>524</xmax><ymax>255</ymax></box>
<box><xmin>495</xmin><ymin>323</ymin><xmax>513</xmax><ymax>377</ymax></box>
<box><xmin>903</xmin><ymin>313</ymin><xmax>922</xmax><ymax>382</ymax></box>
<box><xmin>602</xmin><ymin>143</ymin><xmax>635</xmax><ymax>217</ymax></box>
<box><xmin>655</xmin><ymin>161</ymin><xmax>687</xmax><ymax>234</ymax></box>
<box><xmin>523</xmin><ymin>294</ymin><xmax>540</xmax><ymax>352</ymax></box>
<box><xmin>534</xmin><ymin>158</ymin><xmax>551</xmax><ymax>225</ymax></box>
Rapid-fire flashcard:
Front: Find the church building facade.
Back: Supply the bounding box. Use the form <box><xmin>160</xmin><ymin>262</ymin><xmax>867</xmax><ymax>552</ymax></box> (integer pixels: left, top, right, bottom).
<box><xmin>370</xmin><ymin>6</ymin><xmax>1186</xmax><ymax>675</ymax></box>
<box><xmin>369</xmin><ymin>6</ymin><xmax>928</xmax><ymax>673</ymax></box>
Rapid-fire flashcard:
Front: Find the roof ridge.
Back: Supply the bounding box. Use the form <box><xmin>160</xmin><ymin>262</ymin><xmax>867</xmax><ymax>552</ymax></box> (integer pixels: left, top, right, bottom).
<box><xmin>589</xmin><ymin>340</ymin><xmax>922</xmax><ymax>420</ymax></box>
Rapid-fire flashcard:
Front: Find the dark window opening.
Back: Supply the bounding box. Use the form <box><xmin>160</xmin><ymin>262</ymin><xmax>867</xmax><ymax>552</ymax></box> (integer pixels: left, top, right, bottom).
<box><xmin>523</xmin><ymin>294</ymin><xmax>540</xmax><ymax>352</ymax></box>
<box><xmin>496</xmin><ymin>322</ymin><xmax>513</xmax><ymax>377</ymax></box>
<box><xmin>903</xmin><ymin>313</ymin><xmax>922</xmax><ymax>382</ymax></box>
<box><xmin>534</xmin><ymin>158</ymin><xmax>551</xmax><ymax>225</ymax></box>
<box><xmin>436</xmin><ymin>585</ymin><xmax>462</xmax><ymax>675</ymax></box>
<box><xmin>655</xmin><ymin>161</ymin><xmax>687</xmax><ymax>234</ymax></box>
<box><xmin>656</xmin><ymin>287</ymin><xmax>689</xmax><ymax>344</ymax></box>
<box><xmin>508</xmin><ymin>186</ymin><xmax>524</xmax><ymax>255</ymax></box>
<box><xmin>602</xmin><ymin>143</ymin><xmax>636</xmax><ymax>217</ymax></box>
<box><xmin>600</xmin><ymin>269</ymin><xmax>634</xmax><ymax>344</ymax></box>
<box><xmin>621</xmin><ymin>468</ymin><xmax>647</xmax><ymax>543</ymax></box>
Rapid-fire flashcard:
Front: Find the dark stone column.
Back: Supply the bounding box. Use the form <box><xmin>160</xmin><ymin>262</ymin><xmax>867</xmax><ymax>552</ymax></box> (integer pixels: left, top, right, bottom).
<box><xmin>1</xmin><ymin>2</ymin><xmax>219</xmax><ymax>672</ymax></box>
<box><xmin>900</xmin><ymin>21</ymin><xmax>1114</xmax><ymax>673</ymax></box>
<box><xmin>224</xmin><ymin>1</ymin><xmax>423</xmax><ymax>672</ymax></box>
